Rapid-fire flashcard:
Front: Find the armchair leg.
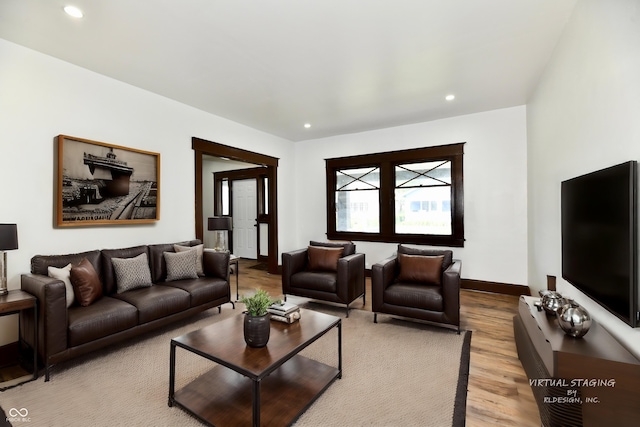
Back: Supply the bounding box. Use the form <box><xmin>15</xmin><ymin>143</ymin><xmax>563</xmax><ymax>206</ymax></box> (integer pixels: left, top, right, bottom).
<box><xmin>374</xmin><ymin>313</ymin><xmax>378</xmax><ymax>323</ymax></box>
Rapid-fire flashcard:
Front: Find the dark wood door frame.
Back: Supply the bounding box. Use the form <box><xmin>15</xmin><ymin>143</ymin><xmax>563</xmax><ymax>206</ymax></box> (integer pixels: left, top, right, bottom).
<box><xmin>192</xmin><ymin>137</ymin><xmax>279</xmax><ymax>274</ymax></box>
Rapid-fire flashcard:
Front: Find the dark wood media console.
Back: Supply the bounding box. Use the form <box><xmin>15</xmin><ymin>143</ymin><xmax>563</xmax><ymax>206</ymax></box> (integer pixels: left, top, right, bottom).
<box><xmin>514</xmin><ymin>296</ymin><xmax>640</xmax><ymax>427</ymax></box>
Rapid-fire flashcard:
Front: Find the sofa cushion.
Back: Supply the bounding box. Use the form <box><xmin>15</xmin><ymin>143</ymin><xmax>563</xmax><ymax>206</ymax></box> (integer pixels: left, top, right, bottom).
<box><xmin>113</xmin><ymin>285</ymin><xmax>190</xmax><ymax>324</ymax></box>
<box><xmin>112</xmin><ymin>253</ymin><xmax>154</xmax><ymax>293</ymax></box>
<box><xmin>70</xmin><ymin>258</ymin><xmax>103</xmax><ymax>307</ymax></box>
<box><xmin>174</xmin><ymin>244</ymin><xmax>204</xmax><ymax>276</ymax></box>
<box><xmin>397</xmin><ymin>253</ymin><xmax>444</xmax><ymax>285</ymax></box>
<box><xmin>67</xmin><ymin>297</ymin><xmax>138</xmax><ymax>347</ymax></box>
<box><xmin>163</xmin><ymin>277</ymin><xmax>229</xmax><ymax>306</ymax></box>
<box><xmin>48</xmin><ymin>263</ymin><xmax>75</xmax><ymax>308</ymax></box>
<box><xmin>291</xmin><ymin>271</ymin><xmax>337</xmax><ymax>293</ymax></box>
<box><xmin>307</xmin><ymin>246</ymin><xmax>344</xmax><ymax>272</ymax></box>
<box><xmin>31</xmin><ymin>249</ymin><xmax>101</xmax><ymax>277</ymax></box>
<box><xmin>164</xmin><ymin>250</ymin><xmax>199</xmax><ymax>281</ymax></box>
<box><xmin>384</xmin><ymin>282</ymin><xmax>444</xmax><ymax>312</ymax></box>
<box><xmin>101</xmin><ymin>245</ymin><xmax>149</xmax><ymax>295</ymax></box>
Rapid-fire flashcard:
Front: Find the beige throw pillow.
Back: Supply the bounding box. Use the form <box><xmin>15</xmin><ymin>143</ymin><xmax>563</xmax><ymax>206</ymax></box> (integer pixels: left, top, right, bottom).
<box><xmin>174</xmin><ymin>244</ymin><xmax>204</xmax><ymax>276</ymax></box>
<box><xmin>48</xmin><ymin>263</ymin><xmax>75</xmax><ymax>308</ymax></box>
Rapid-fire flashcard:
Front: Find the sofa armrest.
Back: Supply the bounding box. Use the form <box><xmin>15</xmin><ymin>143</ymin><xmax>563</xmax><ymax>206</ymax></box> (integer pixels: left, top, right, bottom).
<box><xmin>336</xmin><ymin>252</ymin><xmax>365</xmax><ymax>302</ymax></box>
<box><xmin>371</xmin><ymin>256</ymin><xmax>398</xmax><ymax>311</ymax></box>
<box><xmin>203</xmin><ymin>250</ymin><xmax>230</xmax><ymax>282</ymax></box>
<box><xmin>282</xmin><ymin>249</ymin><xmax>308</xmax><ymax>293</ymax></box>
<box><xmin>442</xmin><ymin>259</ymin><xmax>462</xmax><ymax>324</ymax></box>
<box><xmin>20</xmin><ymin>273</ymin><xmax>69</xmax><ymax>363</ymax></box>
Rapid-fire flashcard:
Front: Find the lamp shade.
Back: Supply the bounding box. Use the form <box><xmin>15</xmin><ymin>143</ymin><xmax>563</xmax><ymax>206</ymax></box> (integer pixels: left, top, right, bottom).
<box><xmin>208</xmin><ymin>216</ymin><xmax>233</xmax><ymax>231</ymax></box>
<box><xmin>0</xmin><ymin>224</ymin><xmax>18</xmax><ymax>251</ymax></box>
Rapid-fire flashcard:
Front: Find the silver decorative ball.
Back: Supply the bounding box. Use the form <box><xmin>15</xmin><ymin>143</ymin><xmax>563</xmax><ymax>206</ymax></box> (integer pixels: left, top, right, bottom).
<box><xmin>540</xmin><ymin>291</ymin><xmax>567</xmax><ymax>316</ymax></box>
<box><xmin>556</xmin><ymin>299</ymin><xmax>592</xmax><ymax>338</ymax></box>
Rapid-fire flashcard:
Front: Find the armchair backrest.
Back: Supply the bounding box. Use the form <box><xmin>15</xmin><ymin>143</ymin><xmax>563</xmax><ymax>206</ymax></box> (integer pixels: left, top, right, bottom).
<box><xmin>397</xmin><ymin>244</ymin><xmax>453</xmax><ymax>271</ymax></box>
<box><xmin>309</xmin><ymin>240</ymin><xmax>356</xmax><ymax>256</ymax></box>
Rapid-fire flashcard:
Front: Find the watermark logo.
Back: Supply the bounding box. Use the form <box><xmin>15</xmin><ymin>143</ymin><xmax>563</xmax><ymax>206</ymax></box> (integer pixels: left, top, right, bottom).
<box><xmin>6</xmin><ymin>407</ymin><xmax>31</xmax><ymax>423</ymax></box>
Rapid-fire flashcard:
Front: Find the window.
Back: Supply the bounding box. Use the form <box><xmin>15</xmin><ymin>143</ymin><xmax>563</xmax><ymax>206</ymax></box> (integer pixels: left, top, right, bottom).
<box><xmin>326</xmin><ymin>143</ymin><xmax>464</xmax><ymax>247</ymax></box>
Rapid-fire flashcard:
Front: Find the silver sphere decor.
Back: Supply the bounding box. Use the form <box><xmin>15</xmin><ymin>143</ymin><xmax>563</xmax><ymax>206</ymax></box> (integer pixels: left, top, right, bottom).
<box><xmin>556</xmin><ymin>299</ymin><xmax>592</xmax><ymax>338</ymax></box>
<box><xmin>539</xmin><ymin>290</ymin><xmax>568</xmax><ymax>316</ymax></box>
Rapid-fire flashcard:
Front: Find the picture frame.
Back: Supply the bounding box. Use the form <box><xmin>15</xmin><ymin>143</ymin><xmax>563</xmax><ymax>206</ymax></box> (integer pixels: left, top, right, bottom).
<box><xmin>56</xmin><ymin>135</ymin><xmax>160</xmax><ymax>227</ymax></box>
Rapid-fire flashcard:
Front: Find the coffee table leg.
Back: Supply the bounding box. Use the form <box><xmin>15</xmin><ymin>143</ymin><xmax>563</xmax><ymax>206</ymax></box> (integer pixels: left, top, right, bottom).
<box><xmin>253</xmin><ymin>379</ymin><xmax>260</xmax><ymax>427</ymax></box>
<box><xmin>168</xmin><ymin>341</ymin><xmax>176</xmax><ymax>407</ymax></box>
<box><xmin>338</xmin><ymin>320</ymin><xmax>342</xmax><ymax>379</ymax></box>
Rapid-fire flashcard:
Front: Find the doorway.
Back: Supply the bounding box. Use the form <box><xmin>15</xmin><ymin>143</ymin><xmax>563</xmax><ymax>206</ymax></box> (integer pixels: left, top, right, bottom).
<box><xmin>192</xmin><ymin>137</ymin><xmax>279</xmax><ymax>274</ymax></box>
<box><xmin>232</xmin><ymin>179</ymin><xmax>257</xmax><ymax>259</ymax></box>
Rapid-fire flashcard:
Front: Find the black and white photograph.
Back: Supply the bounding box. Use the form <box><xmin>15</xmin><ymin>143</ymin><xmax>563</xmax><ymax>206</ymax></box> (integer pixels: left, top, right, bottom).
<box><xmin>56</xmin><ymin>135</ymin><xmax>160</xmax><ymax>226</ymax></box>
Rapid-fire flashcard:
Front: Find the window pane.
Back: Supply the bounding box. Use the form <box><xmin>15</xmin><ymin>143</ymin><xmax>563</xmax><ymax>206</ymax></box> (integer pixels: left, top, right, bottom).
<box><xmin>263</xmin><ymin>177</ymin><xmax>269</xmax><ymax>215</ymax></box>
<box><xmin>395</xmin><ymin>186</ymin><xmax>451</xmax><ymax>235</ymax></box>
<box><xmin>336</xmin><ymin>167</ymin><xmax>379</xmax><ymax>191</ymax></box>
<box><xmin>396</xmin><ymin>161</ymin><xmax>451</xmax><ymax>188</ymax></box>
<box><xmin>336</xmin><ymin>189</ymin><xmax>379</xmax><ymax>232</ymax></box>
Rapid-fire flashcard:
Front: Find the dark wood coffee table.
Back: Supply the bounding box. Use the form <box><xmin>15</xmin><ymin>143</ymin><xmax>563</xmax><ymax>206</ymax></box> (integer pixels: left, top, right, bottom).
<box><xmin>168</xmin><ymin>309</ymin><xmax>342</xmax><ymax>427</ymax></box>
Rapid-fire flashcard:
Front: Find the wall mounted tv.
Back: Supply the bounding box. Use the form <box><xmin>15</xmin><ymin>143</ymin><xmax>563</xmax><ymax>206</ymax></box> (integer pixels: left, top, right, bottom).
<box><xmin>561</xmin><ymin>161</ymin><xmax>638</xmax><ymax>327</ymax></box>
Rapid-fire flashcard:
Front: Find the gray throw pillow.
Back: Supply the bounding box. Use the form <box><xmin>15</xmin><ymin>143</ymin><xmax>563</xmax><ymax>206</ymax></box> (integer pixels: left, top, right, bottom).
<box><xmin>164</xmin><ymin>250</ymin><xmax>199</xmax><ymax>281</ymax></box>
<box><xmin>173</xmin><ymin>244</ymin><xmax>204</xmax><ymax>276</ymax></box>
<box><xmin>112</xmin><ymin>253</ymin><xmax>153</xmax><ymax>293</ymax></box>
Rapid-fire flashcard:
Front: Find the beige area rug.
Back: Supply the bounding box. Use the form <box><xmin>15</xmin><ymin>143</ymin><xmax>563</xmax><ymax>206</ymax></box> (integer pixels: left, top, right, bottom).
<box><xmin>1</xmin><ymin>303</ymin><xmax>470</xmax><ymax>427</ymax></box>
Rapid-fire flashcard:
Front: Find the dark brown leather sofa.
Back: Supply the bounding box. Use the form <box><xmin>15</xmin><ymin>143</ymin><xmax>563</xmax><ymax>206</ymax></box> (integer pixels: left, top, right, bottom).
<box><xmin>20</xmin><ymin>240</ymin><xmax>231</xmax><ymax>381</ymax></box>
<box><xmin>282</xmin><ymin>241</ymin><xmax>365</xmax><ymax>316</ymax></box>
<box><xmin>372</xmin><ymin>244</ymin><xmax>461</xmax><ymax>332</ymax></box>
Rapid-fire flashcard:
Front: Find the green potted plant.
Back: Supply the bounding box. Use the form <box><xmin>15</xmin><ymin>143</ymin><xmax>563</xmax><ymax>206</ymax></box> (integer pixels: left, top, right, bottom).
<box><xmin>240</xmin><ymin>289</ymin><xmax>280</xmax><ymax>347</ymax></box>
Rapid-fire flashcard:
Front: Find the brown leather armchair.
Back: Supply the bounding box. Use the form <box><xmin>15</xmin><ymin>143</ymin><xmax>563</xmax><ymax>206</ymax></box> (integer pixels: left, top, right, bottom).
<box><xmin>282</xmin><ymin>241</ymin><xmax>365</xmax><ymax>317</ymax></box>
<box><xmin>372</xmin><ymin>244</ymin><xmax>461</xmax><ymax>332</ymax></box>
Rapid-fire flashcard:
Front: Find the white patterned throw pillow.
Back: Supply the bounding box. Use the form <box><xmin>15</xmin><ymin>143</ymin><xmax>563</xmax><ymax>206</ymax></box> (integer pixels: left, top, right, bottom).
<box><xmin>112</xmin><ymin>253</ymin><xmax>153</xmax><ymax>293</ymax></box>
<box><xmin>164</xmin><ymin>249</ymin><xmax>199</xmax><ymax>281</ymax></box>
<box><xmin>48</xmin><ymin>263</ymin><xmax>75</xmax><ymax>307</ymax></box>
<box><xmin>173</xmin><ymin>244</ymin><xmax>204</xmax><ymax>276</ymax></box>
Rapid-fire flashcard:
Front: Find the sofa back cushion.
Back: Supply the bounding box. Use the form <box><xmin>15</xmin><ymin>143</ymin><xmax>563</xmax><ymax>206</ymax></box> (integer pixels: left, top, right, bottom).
<box><xmin>31</xmin><ymin>250</ymin><xmax>101</xmax><ymax>277</ymax></box>
<box><xmin>148</xmin><ymin>240</ymin><xmax>200</xmax><ymax>283</ymax></box>
<box><xmin>101</xmin><ymin>245</ymin><xmax>149</xmax><ymax>295</ymax></box>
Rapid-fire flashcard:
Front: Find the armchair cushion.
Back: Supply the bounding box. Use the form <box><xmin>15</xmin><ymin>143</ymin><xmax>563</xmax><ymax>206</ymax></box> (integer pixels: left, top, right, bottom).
<box><xmin>310</xmin><ymin>240</ymin><xmax>356</xmax><ymax>256</ymax></box>
<box><xmin>397</xmin><ymin>253</ymin><xmax>444</xmax><ymax>285</ymax></box>
<box><xmin>398</xmin><ymin>244</ymin><xmax>452</xmax><ymax>271</ymax></box>
<box><xmin>70</xmin><ymin>258</ymin><xmax>103</xmax><ymax>307</ymax></box>
<box><xmin>307</xmin><ymin>245</ymin><xmax>344</xmax><ymax>272</ymax></box>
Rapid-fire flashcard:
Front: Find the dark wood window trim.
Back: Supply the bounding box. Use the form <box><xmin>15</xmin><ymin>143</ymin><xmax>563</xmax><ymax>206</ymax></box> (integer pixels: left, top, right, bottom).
<box><xmin>326</xmin><ymin>143</ymin><xmax>465</xmax><ymax>247</ymax></box>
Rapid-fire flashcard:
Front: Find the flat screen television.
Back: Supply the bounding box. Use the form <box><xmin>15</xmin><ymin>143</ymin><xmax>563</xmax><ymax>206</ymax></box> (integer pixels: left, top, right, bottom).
<box><xmin>561</xmin><ymin>161</ymin><xmax>638</xmax><ymax>327</ymax></box>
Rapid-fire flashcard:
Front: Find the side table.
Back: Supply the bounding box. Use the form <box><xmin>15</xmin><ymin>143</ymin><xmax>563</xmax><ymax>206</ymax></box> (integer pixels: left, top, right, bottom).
<box><xmin>0</xmin><ymin>290</ymin><xmax>38</xmax><ymax>390</ymax></box>
<box><xmin>229</xmin><ymin>255</ymin><xmax>239</xmax><ymax>301</ymax></box>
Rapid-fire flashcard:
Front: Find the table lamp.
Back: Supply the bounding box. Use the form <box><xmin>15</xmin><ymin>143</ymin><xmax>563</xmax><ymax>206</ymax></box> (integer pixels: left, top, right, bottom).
<box><xmin>207</xmin><ymin>216</ymin><xmax>233</xmax><ymax>252</ymax></box>
<box><xmin>0</xmin><ymin>223</ymin><xmax>18</xmax><ymax>296</ymax></box>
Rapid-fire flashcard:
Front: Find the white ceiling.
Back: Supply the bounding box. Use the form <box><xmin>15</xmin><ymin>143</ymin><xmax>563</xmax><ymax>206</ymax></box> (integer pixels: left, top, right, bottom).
<box><xmin>0</xmin><ymin>0</ymin><xmax>577</xmax><ymax>142</ymax></box>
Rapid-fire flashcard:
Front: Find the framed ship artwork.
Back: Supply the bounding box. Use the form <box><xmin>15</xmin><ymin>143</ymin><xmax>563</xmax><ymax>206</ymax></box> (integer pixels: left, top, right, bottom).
<box><xmin>56</xmin><ymin>135</ymin><xmax>160</xmax><ymax>227</ymax></box>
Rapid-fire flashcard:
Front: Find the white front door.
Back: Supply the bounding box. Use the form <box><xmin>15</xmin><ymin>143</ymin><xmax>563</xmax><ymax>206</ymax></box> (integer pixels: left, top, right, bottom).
<box><xmin>232</xmin><ymin>179</ymin><xmax>257</xmax><ymax>259</ymax></box>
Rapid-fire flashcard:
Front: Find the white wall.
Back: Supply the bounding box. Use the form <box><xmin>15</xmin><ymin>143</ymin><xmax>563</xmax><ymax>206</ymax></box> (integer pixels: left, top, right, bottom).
<box><xmin>527</xmin><ymin>0</ymin><xmax>640</xmax><ymax>356</ymax></box>
<box><xmin>293</xmin><ymin>106</ymin><xmax>529</xmax><ymax>284</ymax></box>
<box><xmin>0</xmin><ymin>38</ymin><xmax>295</xmax><ymax>345</ymax></box>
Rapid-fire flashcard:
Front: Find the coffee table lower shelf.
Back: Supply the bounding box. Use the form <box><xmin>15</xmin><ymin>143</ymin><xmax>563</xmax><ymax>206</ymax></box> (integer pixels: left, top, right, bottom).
<box><xmin>171</xmin><ymin>354</ymin><xmax>339</xmax><ymax>427</ymax></box>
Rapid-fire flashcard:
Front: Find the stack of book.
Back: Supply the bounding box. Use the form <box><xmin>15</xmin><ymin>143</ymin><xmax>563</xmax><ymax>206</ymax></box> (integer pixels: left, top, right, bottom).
<box><xmin>268</xmin><ymin>301</ymin><xmax>301</xmax><ymax>324</ymax></box>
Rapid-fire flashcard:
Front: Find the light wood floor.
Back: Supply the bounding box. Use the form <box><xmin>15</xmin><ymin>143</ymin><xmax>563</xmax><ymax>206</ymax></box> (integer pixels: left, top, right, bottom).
<box><xmin>236</xmin><ymin>259</ymin><xmax>541</xmax><ymax>426</ymax></box>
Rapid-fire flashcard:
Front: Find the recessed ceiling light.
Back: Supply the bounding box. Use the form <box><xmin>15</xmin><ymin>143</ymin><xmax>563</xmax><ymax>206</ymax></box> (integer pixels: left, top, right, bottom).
<box><xmin>64</xmin><ymin>5</ymin><xmax>84</xmax><ymax>18</ymax></box>
<box><xmin>445</xmin><ymin>94</ymin><xmax>455</xmax><ymax>101</ymax></box>
<box><xmin>304</xmin><ymin>123</ymin><xmax>311</xmax><ymax>129</ymax></box>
